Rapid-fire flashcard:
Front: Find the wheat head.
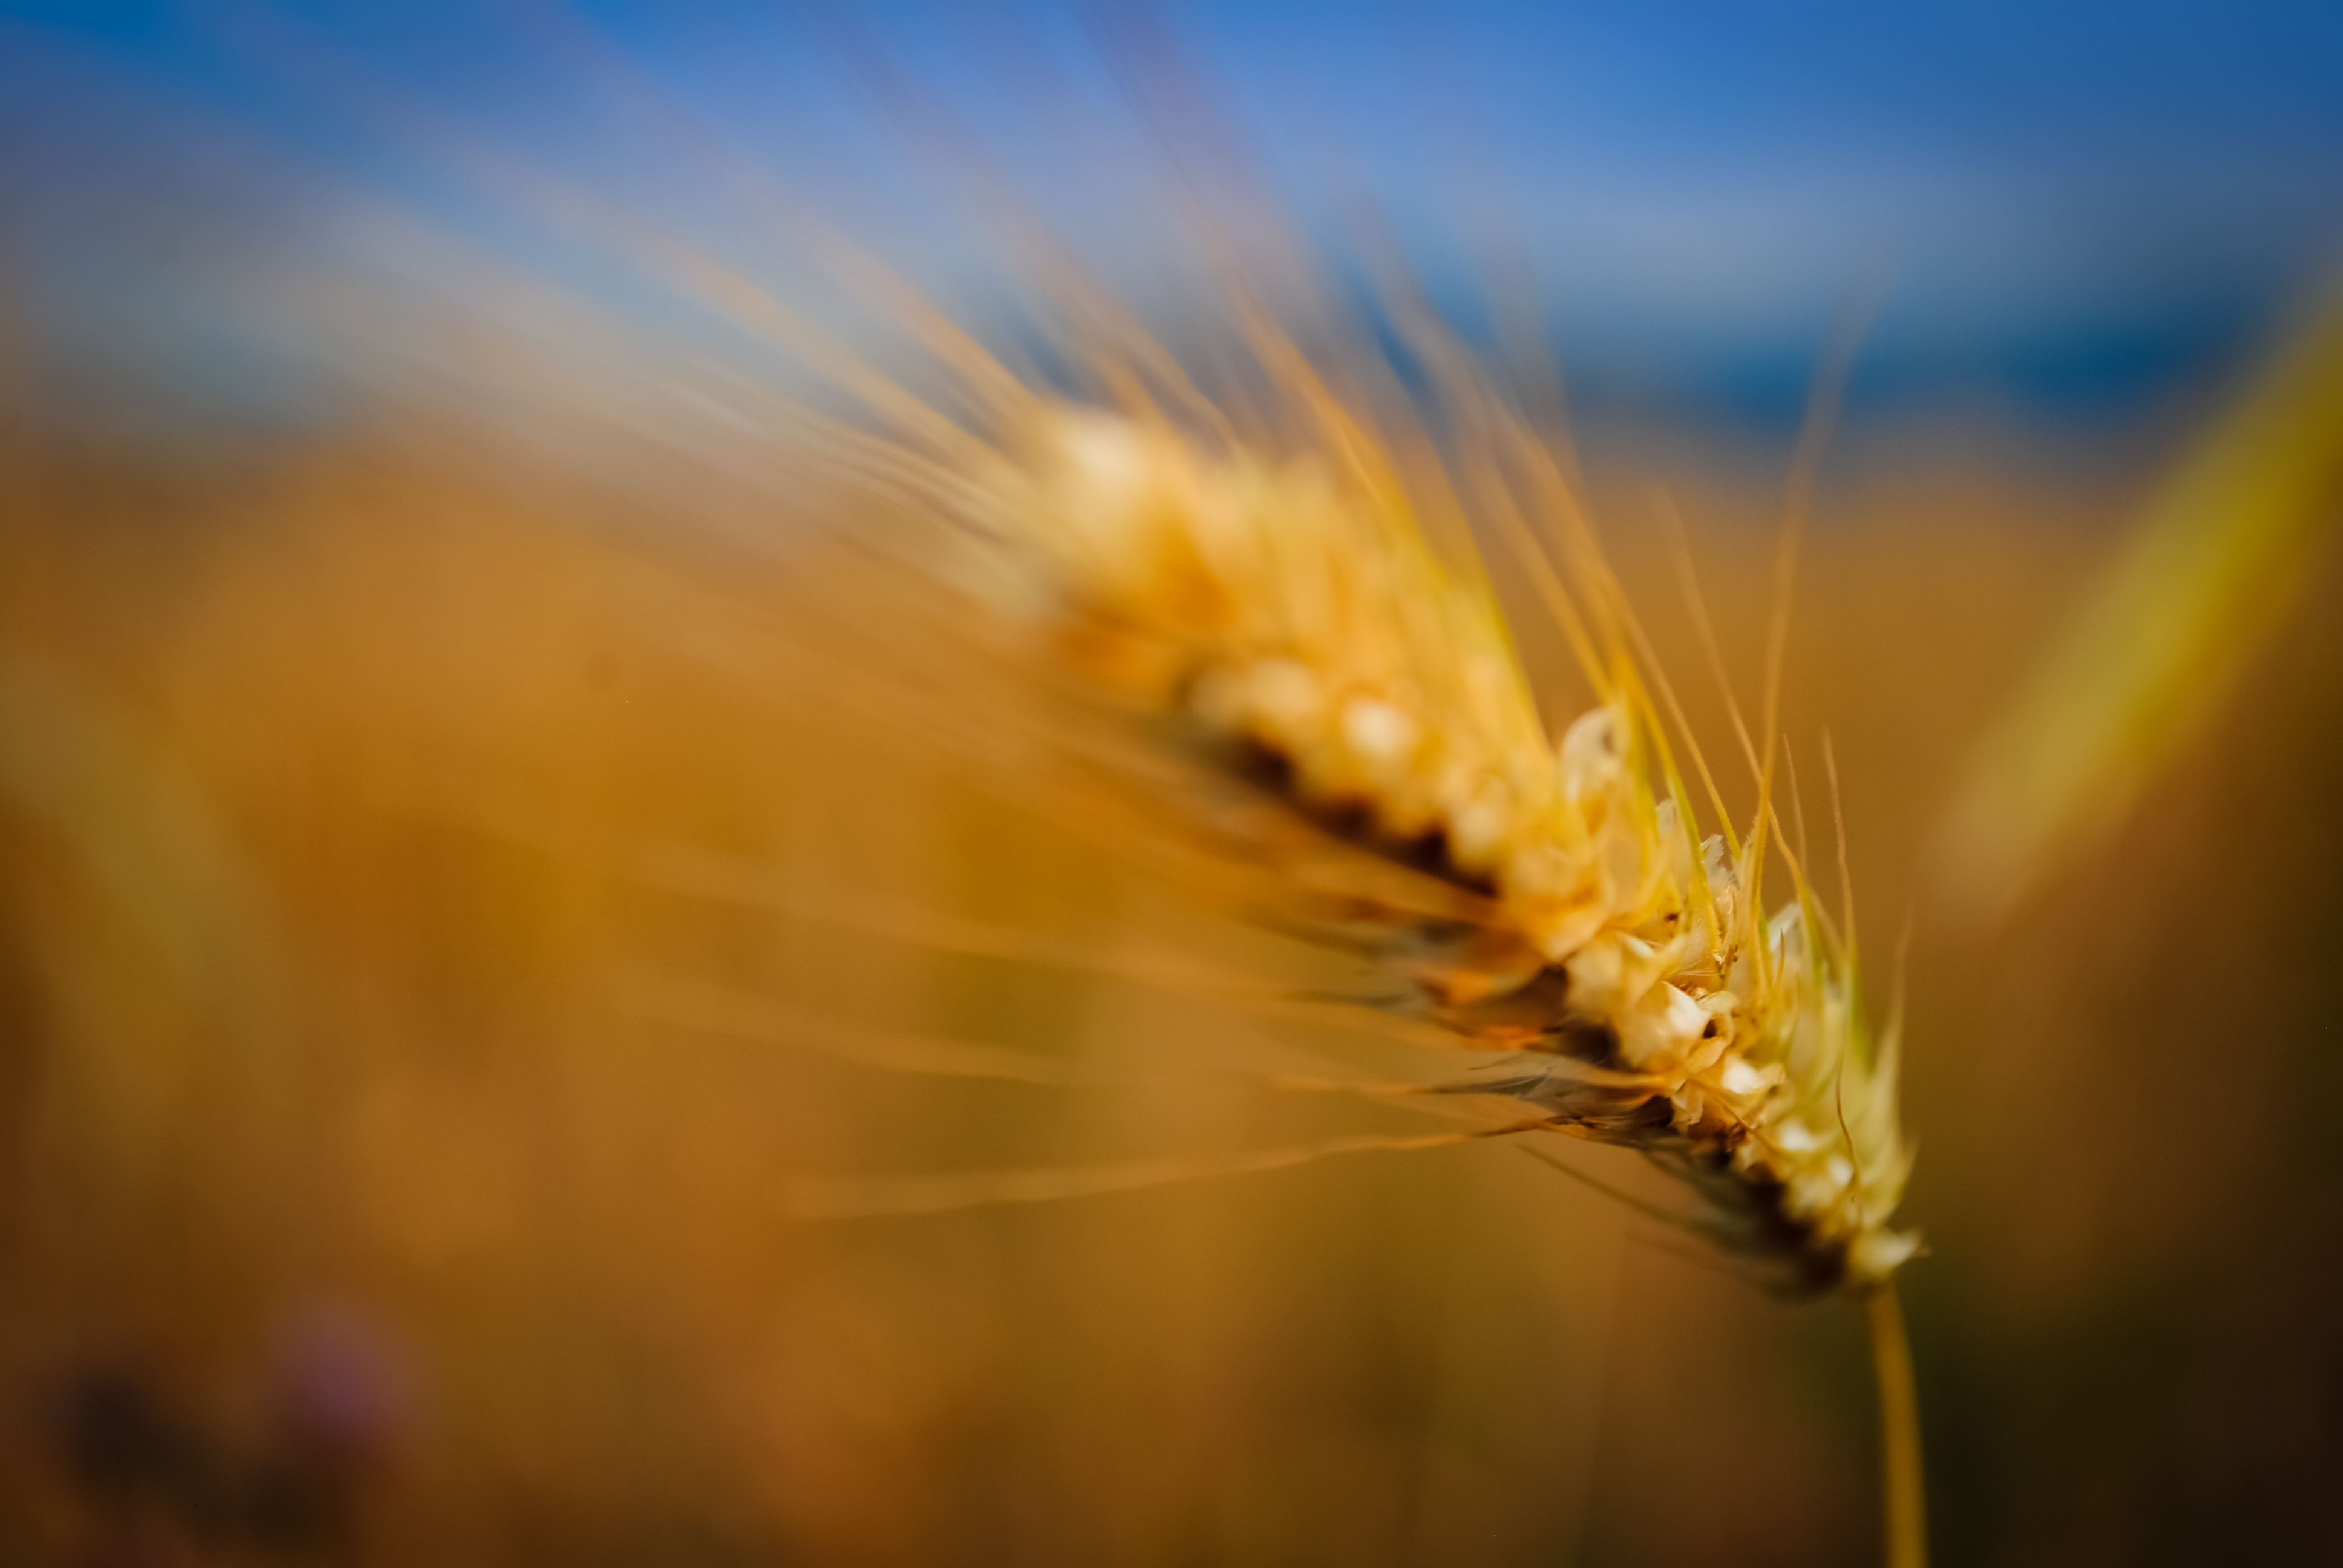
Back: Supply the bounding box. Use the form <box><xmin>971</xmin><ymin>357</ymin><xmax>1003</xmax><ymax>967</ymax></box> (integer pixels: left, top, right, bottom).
<box><xmin>824</xmin><ymin>361</ymin><xmax>1919</xmax><ymax>1297</ymax></box>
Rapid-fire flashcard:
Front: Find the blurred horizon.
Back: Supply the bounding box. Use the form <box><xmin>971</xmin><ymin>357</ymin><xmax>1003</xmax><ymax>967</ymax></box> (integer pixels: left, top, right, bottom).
<box><xmin>5</xmin><ymin>2</ymin><xmax>2341</xmax><ymax>454</ymax></box>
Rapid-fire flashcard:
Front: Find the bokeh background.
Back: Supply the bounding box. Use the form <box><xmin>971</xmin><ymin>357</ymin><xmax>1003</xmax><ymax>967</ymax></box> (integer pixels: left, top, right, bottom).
<box><xmin>2</xmin><ymin>4</ymin><xmax>2341</xmax><ymax>1564</ymax></box>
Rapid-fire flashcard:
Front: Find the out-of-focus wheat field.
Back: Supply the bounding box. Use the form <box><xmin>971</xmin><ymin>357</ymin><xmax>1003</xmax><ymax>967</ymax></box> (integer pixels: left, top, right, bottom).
<box><xmin>4</xmin><ymin>5</ymin><xmax>2342</xmax><ymax>1565</ymax></box>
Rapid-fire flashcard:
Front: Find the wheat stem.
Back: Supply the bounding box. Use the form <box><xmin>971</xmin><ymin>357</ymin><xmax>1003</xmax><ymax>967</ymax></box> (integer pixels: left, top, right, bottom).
<box><xmin>1867</xmin><ymin>1282</ymin><xmax>1928</xmax><ymax>1568</ymax></box>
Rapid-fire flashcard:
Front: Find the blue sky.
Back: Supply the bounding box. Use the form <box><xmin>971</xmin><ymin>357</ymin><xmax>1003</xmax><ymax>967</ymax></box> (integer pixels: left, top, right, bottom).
<box><xmin>5</xmin><ymin>1</ymin><xmax>2339</xmax><ymax>436</ymax></box>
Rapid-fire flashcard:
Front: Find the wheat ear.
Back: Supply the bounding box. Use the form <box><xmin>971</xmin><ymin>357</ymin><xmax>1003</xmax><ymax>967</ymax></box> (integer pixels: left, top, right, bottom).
<box><xmin>901</xmin><ymin>391</ymin><xmax>1922</xmax><ymax>1295</ymax></box>
<box><xmin>781</xmin><ymin>287</ymin><xmax>1926</xmax><ymax>1550</ymax></box>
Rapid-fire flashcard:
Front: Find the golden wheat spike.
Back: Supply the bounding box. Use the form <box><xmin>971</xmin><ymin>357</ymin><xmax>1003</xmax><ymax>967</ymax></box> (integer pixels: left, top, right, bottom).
<box><xmin>754</xmin><ymin>269</ymin><xmax>1927</xmax><ymax>1556</ymax></box>
<box><xmin>841</xmin><ymin>351</ymin><xmax>1917</xmax><ymax>1296</ymax></box>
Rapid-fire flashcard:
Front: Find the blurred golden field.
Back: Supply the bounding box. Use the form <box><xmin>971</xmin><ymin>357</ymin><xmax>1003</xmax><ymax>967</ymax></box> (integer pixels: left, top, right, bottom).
<box><xmin>4</xmin><ymin>388</ymin><xmax>2336</xmax><ymax>1564</ymax></box>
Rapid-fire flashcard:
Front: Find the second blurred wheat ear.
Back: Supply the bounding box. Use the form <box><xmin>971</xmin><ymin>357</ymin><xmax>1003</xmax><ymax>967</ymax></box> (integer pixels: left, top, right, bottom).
<box><xmin>1933</xmin><ymin>289</ymin><xmax>2343</xmax><ymax>920</ymax></box>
